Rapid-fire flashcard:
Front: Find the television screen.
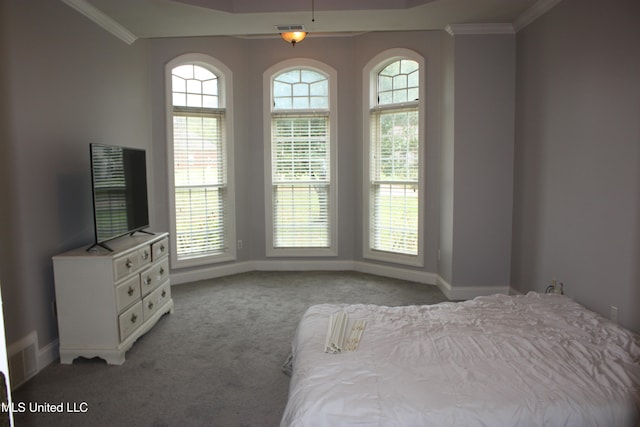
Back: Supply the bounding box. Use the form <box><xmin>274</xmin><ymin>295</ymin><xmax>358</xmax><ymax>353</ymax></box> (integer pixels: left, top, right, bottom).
<box><xmin>90</xmin><ymin>143</ymin><xmax>149</xmax><ymax>246</ymax></box>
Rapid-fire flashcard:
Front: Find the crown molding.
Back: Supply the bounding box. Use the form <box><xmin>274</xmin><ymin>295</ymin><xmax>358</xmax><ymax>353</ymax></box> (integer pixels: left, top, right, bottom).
<box><xmin>445</xmin><ymin>23</ymin><xmax>515</xmax><ymax>36</ymax></box>
<box><xmin>61</xmin><ymin>0</ymin><xmax>138</xmax><ymax>45</ymax></box>
<box><xmin>513</xmin><ymin>0</ymin><xmax>564</xmax><ymax>32</ymax></box>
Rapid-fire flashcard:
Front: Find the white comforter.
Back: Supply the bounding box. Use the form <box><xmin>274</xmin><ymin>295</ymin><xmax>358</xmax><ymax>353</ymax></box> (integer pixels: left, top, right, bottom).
<box><xmin>281</xmin><ymin>293</ymin><xmax>640</xmax><ymax>427</ymax></box>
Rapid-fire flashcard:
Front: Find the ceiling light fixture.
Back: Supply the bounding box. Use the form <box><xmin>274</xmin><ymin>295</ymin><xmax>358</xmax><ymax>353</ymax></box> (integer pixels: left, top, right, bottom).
<box><xmin>280</xmin><ymin>30</ymin><xmax>307</xmax><ymax>46</ymax></box>
<box><xmin>279</xmin><ymin>0</ymin><xmax>314</xmax><ymax>47</ymax></box>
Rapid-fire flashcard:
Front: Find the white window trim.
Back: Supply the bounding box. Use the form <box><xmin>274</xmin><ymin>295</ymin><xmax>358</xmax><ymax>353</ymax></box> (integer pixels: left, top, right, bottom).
<box><xmin>263</xmin><ymin>58</ymin><xmax>338</xmax><ymax>257</ymax></box>
<box><xmin>165</xmin><ymin>53</ymin><xmax>236</xmax><ymax>268</ymax></box>
<box><xmin>362</xmin><ymin>48</ymin><xmax>425</xmax><ymax>267</ymax></box>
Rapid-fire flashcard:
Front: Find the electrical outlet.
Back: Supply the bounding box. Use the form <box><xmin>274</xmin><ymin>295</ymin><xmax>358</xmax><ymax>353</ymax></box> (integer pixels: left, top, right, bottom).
<box><xmin>554</xmin><ymin>282</ymin><xmax>564</xmax><ymax>294</ymax></box>
<box><xmin>610</xmin><ymin>306</ymin><xmax>618</xmax><ymax>323</ymax></box>
<box><xmin>546</xmin><ymin>279</ymin><xmax>564</xmax><ymax>294</ymax></box>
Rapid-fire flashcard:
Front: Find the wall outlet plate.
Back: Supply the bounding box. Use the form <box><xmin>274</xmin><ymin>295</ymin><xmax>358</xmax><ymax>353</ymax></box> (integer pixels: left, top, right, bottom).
<box><xmin>610</xmin><ymin>306</ymin><xmax>618</xmax><ymax>323</ymax></box>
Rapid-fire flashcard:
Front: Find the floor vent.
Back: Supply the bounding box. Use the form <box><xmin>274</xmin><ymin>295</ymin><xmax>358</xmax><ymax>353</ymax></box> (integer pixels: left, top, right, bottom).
<box><xmin>8</xmin><ymin>331</ymin><xmax>38</xmax><ymax>390</ymax></box>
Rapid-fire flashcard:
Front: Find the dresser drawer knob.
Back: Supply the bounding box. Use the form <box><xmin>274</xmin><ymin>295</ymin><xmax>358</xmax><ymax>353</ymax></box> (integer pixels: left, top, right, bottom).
<box><xmin>125</xmin><ymin>259</ymin><xmax>133</xmax><ymax>268</ymax></box>
<box><xmin>142</xmin><ymin>250</ymin><xmax>149</xmax><ymax>260</ymax></box>
<box><xmin>161</xmin><ymin>290</ymin><xmax>166</xmax><ymax>298</ymax></box>
<box><xmin>148</xmin><ymin>301</ymin><xmax>154</xmax><ymax>310</ymax></box>
<box><xmin>131</xmin><ymin>313</ymin><xmax>138</xmax><ymax>323</ymax></box>
<box><xmin>144</xmin><ymin>276</ymin><xmax>152</xmax><ymax>286</ymax></box>
<box><xmin>160</xmin><ymin>244</ymin><xmax>165</xmax><ymax>252</ymax></box>
<box><xmin>127</xmin><ymin>286</ymin><xmax>134</xmax><ymax>296</ymax></box>
<box><xmin>159</xmin><ymin>267</ymin><xmax>165</xmax><ymax>276</ymax></box>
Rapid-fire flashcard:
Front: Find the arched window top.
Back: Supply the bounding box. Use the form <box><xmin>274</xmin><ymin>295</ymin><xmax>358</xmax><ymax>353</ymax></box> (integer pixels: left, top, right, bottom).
<box><xmin>377</xmin><ymin>58</ymin><xmax>419</xmax><ymax>106</ymax></box>
<box><xmin>171</xmin><ymin>63</ymin><xmax>220</xmax><ymax>109</ymax></box>
<box><xmin>272</xmin><ymin>67</ymin><xmax>329</xmax><ymax>110</ymax></box>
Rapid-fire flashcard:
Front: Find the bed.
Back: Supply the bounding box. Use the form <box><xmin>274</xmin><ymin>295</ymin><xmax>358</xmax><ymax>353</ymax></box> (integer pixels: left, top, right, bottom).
<box><xmin>281</xmin><ymin>293</ymin><xmax>640</xmax><ymax>426</ymax></box>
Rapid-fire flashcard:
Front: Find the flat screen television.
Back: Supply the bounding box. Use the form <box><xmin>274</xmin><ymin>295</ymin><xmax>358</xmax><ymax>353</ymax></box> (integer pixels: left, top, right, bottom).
<box><xmin>89</xmin><ymin>143</ymin><xmax>150</xmax><ymax>251</ymax></box>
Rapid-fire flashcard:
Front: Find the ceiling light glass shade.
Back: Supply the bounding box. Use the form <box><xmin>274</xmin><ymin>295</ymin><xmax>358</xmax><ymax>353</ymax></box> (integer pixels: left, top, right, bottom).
<box><xmin>280</xmin><ymin>31</ymin><xmax>307</xmax><ymax>46</ymax></box>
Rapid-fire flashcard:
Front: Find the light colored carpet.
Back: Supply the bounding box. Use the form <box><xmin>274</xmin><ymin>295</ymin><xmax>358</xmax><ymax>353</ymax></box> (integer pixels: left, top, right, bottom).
<box><xmin>12</xmin><ymin>270</ymin><xmax>448</xmax><ymax>426</ymax></box>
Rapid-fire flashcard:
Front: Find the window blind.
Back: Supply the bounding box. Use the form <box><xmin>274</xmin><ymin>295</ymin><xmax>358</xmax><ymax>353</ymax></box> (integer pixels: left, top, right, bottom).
<box><xmin>172</xmin><ymin>110</ymin><xmax>227</xmax><ymax>259</ymax></box>
<box><xmin>369</xmin><ymin>106</ymin><xmax>419</xmax><ymax>255</ymax></box>
<box><xmin>271</xmin><ymin>113</ymin><xmax>330</xmax><ymax>248</ymax></box>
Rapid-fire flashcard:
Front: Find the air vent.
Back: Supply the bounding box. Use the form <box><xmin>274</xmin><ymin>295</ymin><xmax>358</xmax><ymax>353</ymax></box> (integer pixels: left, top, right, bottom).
<box><xmin>275</xmin><ymin>24</ymin><xmax>305</xmax><ymax>32</ymax></box>
<box><xmin>8</xmin><ymin>331</ymin><xmax>38</xmax><ymax>390</ymax></box>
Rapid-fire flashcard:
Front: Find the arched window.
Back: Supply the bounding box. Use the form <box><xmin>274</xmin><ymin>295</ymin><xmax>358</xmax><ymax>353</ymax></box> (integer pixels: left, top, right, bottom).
<box><xmin>363</xmin><ymin>50</ymin><xmax>425</xmax><ymax>266</ymax></box>
<box><xmin>264</xmin><ymin>60</ymin><xmax>337</xmax><ymax>256</ymax></box>
<box><xmin>166</xmin><ymin>54</ymin><xmax>235</xmax><ymax>267</ymax></box>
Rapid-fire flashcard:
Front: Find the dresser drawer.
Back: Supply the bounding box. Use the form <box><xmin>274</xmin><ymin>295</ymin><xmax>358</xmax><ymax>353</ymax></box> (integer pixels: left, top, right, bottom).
<box><xmin>152</xmin><ymin>237</ymin><xmax>169</xmax><ymax>261</ymax></box>
<box><xmin>119</xmin><ymin>301</ymin><xmax>143</xmax><ymax>341</ymax></box>
<box><xmin>143</xmin><ymin>281</ymin><xmax>171</xmax><ymax>321</ymax></box>
<box><xmin>115</xmin><ymin>275</ymin><xmax>141</xmax><ymax>313</ymax></box>
<box><xmin>140</xmin><ymin>257</ymin><xmax>169</xmax><ymax>296</ymax></box>
<box><xmin>113</xmin><ymin>245</ymin><xmax>153</xmax><ymax>282</ymax></box>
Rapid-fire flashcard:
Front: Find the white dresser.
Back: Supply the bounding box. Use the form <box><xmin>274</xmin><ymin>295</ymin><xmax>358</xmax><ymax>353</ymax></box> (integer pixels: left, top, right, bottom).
<box><xmin>52</xmin><ymin>232</ymin><xmax>173</xmax><ymax>365</ymax></box>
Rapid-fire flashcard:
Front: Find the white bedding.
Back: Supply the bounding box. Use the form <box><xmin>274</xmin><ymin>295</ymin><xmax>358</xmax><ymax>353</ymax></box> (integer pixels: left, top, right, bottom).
<box><xmin>281</xmin><ymin>293</ymin><xmax>640</xmax><ymax>427</ymax></box>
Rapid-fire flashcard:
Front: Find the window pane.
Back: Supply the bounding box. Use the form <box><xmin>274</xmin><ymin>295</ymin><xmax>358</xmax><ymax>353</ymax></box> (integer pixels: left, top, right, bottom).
<box><xmin>274</xmin><ymin>184</ymin><xmax>329</xmax><ymax>247</ymax></box>
<box><xmin>310</xmin><ymin>80</ymin><xmax>327</xmax><ymax>96</ymax></box>
<box><xmin>172</xmin><ymin>75</ymin><xmax>186</xmax><ymax>93</ymax></box>
<box><xmin>309</xmin><ymin>96</ymin><xmax>328</xmax><ymax>109</ymax></box>
<box><xmin>274</xmin><ymin>81</ymin><xmax>292</xmax><ymax>98</ymax></box>
<box><xmin>274</xmin><ymin>97</ymin><xmax>292</xmax><ymax>110</ymax></box>
<box><xmin>202</xmin><ymin>79</ymin><xmax>218</xmax><ymax>96</ymax></box>
<box><xmin>300</xmin><ymin>69</ymin><xmax>325</xmax><ymax>83</ymax></box>
<box><xmin>371</xmin><ymin>183</ymin><xmax>418</xmax><ymax>255</ymax></box>
<box><xmin>186</xmin><ymin>94</ymin><xmax>202</xmax><ymax>108</ymax></box>
<box><xmin>393</xmin><ymin>89</ymin><xmax>408</xmax><ymax>104</ymax></box>
<box><xmin>292</xmin><ymin>97</ymin><xmax>309</xmax><ymax>109</ymax></box>
<box><xmin>173</xmin><ymin>93</ymin><xmax>186</xmax><ymax>107</ymax></box>
<box><xmin>175</xmin><ymin>186</ymin><xmax>226</xmax><ymax>258</ymax></box>
<box><xmin>276</xmin><ymin>69</ymin><xmax>300</xmax><ymax>84</ymax></box>
<box><xmin>202</xmin><ymin>95</ymin><xmax>218</xmax><ymax>109</ymax></box>
<box><xmin>173</xmin><ymin>64</ymin><xmax>194</xmax><ymax>79</ymax></box>
<box><xmin>193</xmin><ymin>66</ymin><xmax>214</xmax><ymax>81</ymax></box>
<box><xmin>293</xmin><ymin>83</ymin><xmax>309</xmax><ymax>97</ymax></box>
<box><xmin>187</xmin><ymin>79</ymin><xmax>202</xmax><ymax>94</ymax></box>
<box><xmin>372</xmin><ymin>109</ymin><xmax>419</xmax><ymax>181</ymax></box>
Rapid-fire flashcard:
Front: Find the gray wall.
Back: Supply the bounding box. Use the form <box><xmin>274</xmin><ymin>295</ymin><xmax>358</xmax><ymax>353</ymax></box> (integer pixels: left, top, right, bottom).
<box><xmin>512</xmin><ymin>0</ymin><xmax>640</xmax><ymax>332</ymax></box>
<box><xmin>0</xmin><ymin>0</ymin><xmax>151</xmax><ymax>346</ymax></box>
<box><xmin>440</xmin><ymin>31</ymin><xmax>515</xmax><ymax>291</ymax></box>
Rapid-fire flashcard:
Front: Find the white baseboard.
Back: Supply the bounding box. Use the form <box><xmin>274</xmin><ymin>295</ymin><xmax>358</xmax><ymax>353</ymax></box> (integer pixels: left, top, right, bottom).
<box><xmin>38</xmin><ymin>338</ymin><xmax>59</xmax><ymax>372</ymax></box>
<box><xmin>436</xmin><ymin>275</ymin><xmax>510</xmax><ymax>300</ymax></box>
<box><xmin>170</xmin><ymin>261</ymin><xmax>254</xmax><ymax>285</ymax></box>
<box><xmin>252</xmin><ymin>259</ymin><xmax>356</xmax><ymax>272</ymax></box>
<box><xmin>170</xmin><ymin>259</ymin><xmax>439</xmax><ymax>288</ymax></box>
<box><xmin>354</xmin><ymin>261</ymin><xmax>437</xmax><ymax>285</ymax></box>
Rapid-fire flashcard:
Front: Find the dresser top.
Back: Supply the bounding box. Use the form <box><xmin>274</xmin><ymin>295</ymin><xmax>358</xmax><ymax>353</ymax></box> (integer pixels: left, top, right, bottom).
<box><xmin>53</xmin><ymin>231</ymin><xmax>168</xmax><ymax>259</ymax></box>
